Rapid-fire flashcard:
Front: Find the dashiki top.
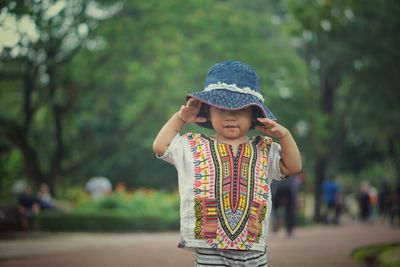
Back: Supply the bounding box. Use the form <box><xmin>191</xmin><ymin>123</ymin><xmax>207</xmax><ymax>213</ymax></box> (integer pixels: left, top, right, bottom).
<box><xmin>158</xmin><ymin>133</ymin><xmax>284</xmax><ymax>252</ymax></box>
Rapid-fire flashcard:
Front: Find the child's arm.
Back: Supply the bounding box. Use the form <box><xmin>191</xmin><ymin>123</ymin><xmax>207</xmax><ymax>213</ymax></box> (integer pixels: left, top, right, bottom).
<box><xmin>152</xmin><ymin>98</ymin><xmax>206</xmax><ymax>156</ymax></box>
<box><xmin>256</xmin><ymin>118</ymin><xmax>302</xmax><ymax>176</ymax></box>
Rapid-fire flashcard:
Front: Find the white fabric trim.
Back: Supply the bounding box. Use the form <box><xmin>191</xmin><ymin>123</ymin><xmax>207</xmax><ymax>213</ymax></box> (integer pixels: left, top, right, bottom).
<box><xmin>203</xmin><ymin>82</ymin><xmax>264</xmax><ymax>103</ymax></box>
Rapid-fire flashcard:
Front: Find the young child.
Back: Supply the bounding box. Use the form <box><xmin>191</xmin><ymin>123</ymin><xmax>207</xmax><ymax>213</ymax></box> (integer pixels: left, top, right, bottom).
<box><xmin>153</xmin><ymin>60</ymin><xmax>302</xmax><ymax>266</ymax></box>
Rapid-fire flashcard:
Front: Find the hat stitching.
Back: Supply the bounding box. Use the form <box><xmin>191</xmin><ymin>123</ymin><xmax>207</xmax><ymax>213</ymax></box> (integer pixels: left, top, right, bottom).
<box><xmin>203</xmin><ymin>82</ymin><xmax>265</xmax><ymax>103</ymax></box>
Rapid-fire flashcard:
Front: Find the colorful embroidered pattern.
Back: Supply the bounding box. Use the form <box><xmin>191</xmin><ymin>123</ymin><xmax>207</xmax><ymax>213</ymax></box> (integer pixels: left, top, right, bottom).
<box><xmin>202</xmin><ymin>198</ymin><xmax>218</xmax><ymax>239</ymax></box>
<box><xmin>258</xmin><ymin>205</ymin><xmax>267</xmax><ymax>241</ymax></box>
<box><xmin>254</xmin><ymin>137</ymin><xmax>272</xmax><ymax>203</ymax></box>
<box><xmin>213</xmin><ymin>141</ymin><xmax>255</xmax><ymax>241</ymax></box>
<box><xmin>194</xmin><ymin>198</ymin><xmax>203</xmax><ymax>239</ymax></box>
<box><xmin>189</xmin><ymin>134</ymin><xmax>272</xmax><ymax>250</ymax></box>
<box><xmin>190</xmin><ymin>134</ymin><xmax>215</xmax><ymax>198</ymax></box>
<box><xmin>247</xmin><ymin>201</ymin><xmax>267</xmax><ymax>242</ymax></box>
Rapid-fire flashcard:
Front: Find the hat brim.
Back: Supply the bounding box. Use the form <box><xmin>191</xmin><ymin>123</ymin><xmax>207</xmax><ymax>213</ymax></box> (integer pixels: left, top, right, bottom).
<box><xmin>186</xmin><ymin>89</ymin><xmax>276</xmax><ymax>129</ymax></box>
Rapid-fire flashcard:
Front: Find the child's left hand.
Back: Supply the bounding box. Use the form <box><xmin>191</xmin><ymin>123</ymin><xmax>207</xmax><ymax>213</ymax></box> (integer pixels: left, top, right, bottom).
<box><xmin>255</xmin><ymin>118</ymin><xmax>289</xmax><ymax>139</ymax></box>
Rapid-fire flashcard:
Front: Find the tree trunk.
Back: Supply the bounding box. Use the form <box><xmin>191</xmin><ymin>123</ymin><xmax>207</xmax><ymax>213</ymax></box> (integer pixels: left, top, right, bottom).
<box><xmin>314</xmin><ymin>66</ymin><xmax>340</xmax><ymax>221</ymax></box>
<box><xmin>1</xmin><ymin>120</ymin><xmax>44</xmax><ymax>187</ymax></box>
<box><xmin>314</xmin><ymin>158</ymin><xmax>326</xmax><ymax>221</ymax></box>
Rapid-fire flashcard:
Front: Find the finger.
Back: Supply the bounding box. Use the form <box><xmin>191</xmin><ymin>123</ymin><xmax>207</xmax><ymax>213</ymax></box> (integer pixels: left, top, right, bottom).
<box><xmin>195</xmin><ymin>100</ymin><xmax>203</xmax><ymax>108</ymax></box>
<box><xmin>257</xmin><ymin>117</ymin><xmax>274</xmax><ymax>123</ymax></box>
<box><xmin>186</xmin><ymin>98</ymin><xmax>196</xmax><ymax>107</ymax></box>
<box><xmin>268</xmin><ymin>125</ymin><xmax>277</xmax><ymax>131</ymax></box>
<box><xmin>256</xmin><ymin>125</ymin><xmax>276</xmax><ymax>136</ymax></box>
<box><xmin>257</xmin><ymin>118</ymin><xmax>276</xmax><ymax>127</ymax></box>
<box><xmin>257</xmin><ymin>118</ymin><xmax>270</xmax><ymax>124</ymax></box>
<box><xmin>257</xmin><ymin>117</ymin><xmax>269</xmax><ymax>122</ymax></box>
<box><xmin>190</xmin><ymin>98</ymin><xmax>202</xmax><ymax>108</ymax></box>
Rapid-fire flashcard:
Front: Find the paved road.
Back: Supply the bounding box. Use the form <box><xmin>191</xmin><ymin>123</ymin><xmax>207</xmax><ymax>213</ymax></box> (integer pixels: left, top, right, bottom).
<box><xmin>0</xmin><ymin>223</ymin><xmax>399</xmax><ymax>267</ymax></box>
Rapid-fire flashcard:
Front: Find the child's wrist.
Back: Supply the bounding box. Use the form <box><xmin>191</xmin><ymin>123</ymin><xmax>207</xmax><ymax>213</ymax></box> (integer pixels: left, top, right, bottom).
<box><xmin>278</xmin><ymin>130</ymin><xmax>290</xmax><ymax>139</ymax></box>
<box><xmin>176</xmin><ymin>112</ymin><xmax>186</xmax><ymax>123</ymax></box>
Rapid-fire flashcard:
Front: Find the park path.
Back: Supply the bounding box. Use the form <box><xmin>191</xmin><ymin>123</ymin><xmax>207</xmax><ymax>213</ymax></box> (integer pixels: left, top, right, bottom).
<box><xmin>0</xmin><ymin>223</ymin><xmax>399</xmax><ymax>267</ymax></box>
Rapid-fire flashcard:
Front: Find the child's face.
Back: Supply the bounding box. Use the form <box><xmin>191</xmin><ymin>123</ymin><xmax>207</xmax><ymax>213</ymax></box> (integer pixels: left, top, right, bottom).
<box><xmin>209</xmin><ymin>106</ymin><xmax>253</xmax><ymax>141</ymax></box>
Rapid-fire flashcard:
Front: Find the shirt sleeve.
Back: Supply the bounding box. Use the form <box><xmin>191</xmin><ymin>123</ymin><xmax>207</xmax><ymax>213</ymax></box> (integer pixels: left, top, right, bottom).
<box><xmin>267</xmin><ymin>142</ymin><xmax>286</xmax><ymax>181</ymax></box>
<box><xmin>156</xmin><ymin>133</ymin><xmax>185</xmax><ymax>165</ymax></box>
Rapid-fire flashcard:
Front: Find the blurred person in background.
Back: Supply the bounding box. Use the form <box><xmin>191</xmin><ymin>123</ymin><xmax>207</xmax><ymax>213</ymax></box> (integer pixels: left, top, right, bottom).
<box><xmin>17</xmin><ymin>185</ymin><xmax>41</xmax><ymax>230</ymax></box>
<box><xmin>322</xmin><ymin>175</ymin><xmax>341</xmax><ymax>224</ymax></box>
<box><xmin>271</xmin><ymin>176</ymin><xmax>297</xmax><ymax>236</ymax></box>
<box><xmin>37</xmin><ymin>183</ymin><xmax>55</xmax><ymax>210</ymax></box>
<box><xmin>368</xmin><ymin>183</ymin><xmax>379</xmax><ymax>222</ymax></box>
<box><xmin>344</xmin><ymin>193</ymin><xmax>360</xmax><ymax>222</ymax></box>
<box><xmin>359</xmin><ymin>181</ymin><xmax>371</xmax><ymax>222</ymax></box>
<box><xmin>378</xmin><ymin>183</ymin><xmax>395</xmax><ymax>225</ymax></box>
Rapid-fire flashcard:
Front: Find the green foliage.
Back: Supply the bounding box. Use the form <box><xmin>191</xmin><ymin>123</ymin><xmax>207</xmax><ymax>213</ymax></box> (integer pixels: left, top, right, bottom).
<box><xmin>74</xmin><ymin>189</ymin><xmax>179</xmax><ymax>216</ymax></box>
<box><xmin>342</xmin><ymin>1</ymin><xmax>400</xmax><ymax>171</ymax></box>
<box><xmin>36</xmin><ymin>212</ymin><xmax>179</xmax><ymax>232</ymax></box>
<box><xmin>56</xmin><ymin>0</ymin><xmax>308</xmax><ymax>189</ymax></box>
<box><xmin>340</xmin><ymin>160</ymin><xmax>397</xmax><ymax>193</ymax></box>
<box><xmin>296</xmin><ymin>210</ymin><xmax>312</xmax><ymax>227</ymax></box>
<box><xmin>61</xmin><ymin>186</ymin><xmax>91</xmax><ymax>205</ymax></box>
<box><xmin>380</xmin><ymin>246</ymin><xmax>400</xmax><ymax>267</ymax></box>
<box><xmin>352</xmin><ymin>243</ymin><xmax>400</xmax><ymax>267</ymax></box>
<box><xmin>0</xmin><ymin>149</ymin><xmax>24</xmax><ymax>199</ymax></box>
<box><xmin>285</xmin><ymin>0</ymin><xmax>400</xmax><ymax>185</ymax></box>
<box><xmin>1</xmin><ymin>0</ymin><xmax>308</xmax><ymax>191</ymax></box>
<box><xmin>0</xmin><ymin>0</ymin><xmax>123</xmax><ymax>190</ymax></box>
<box><xmin>1</xmin><ymin>0</ymin><xmax>399</xmax><ymax>202</ymax></box>
<box><xmin>36</xmin><ymin>189</ymin><xmax>180</xmax><ymax>231</ymax></box>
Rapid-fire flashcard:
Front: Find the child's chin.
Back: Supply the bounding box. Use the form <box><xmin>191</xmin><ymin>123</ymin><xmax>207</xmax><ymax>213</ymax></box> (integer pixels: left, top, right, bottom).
<box><xmin>222</xmin><ymin>132</ymin><xmax>242</xmax><ymax>139</ymax></box>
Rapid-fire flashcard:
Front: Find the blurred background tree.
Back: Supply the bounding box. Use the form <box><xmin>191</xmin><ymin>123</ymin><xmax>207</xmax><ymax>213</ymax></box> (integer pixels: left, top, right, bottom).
<box><xmin>0</xmin><ymin>0</ymin><xmax>121</xmax><ymax>193</ymax></box>
<box><xmin>287</xmin><ymin>0</ymin><xmax>400</xmax><ymax>220</ymax></box>
<box><xmin>1</xmin><ymin>0</ymin><xmax>308</xmax><ymax>193</ymax></box>
<box><xmin>0</xmin><ymin>0</ymin><xmax>398</xmax><ymax>221</ymax></box>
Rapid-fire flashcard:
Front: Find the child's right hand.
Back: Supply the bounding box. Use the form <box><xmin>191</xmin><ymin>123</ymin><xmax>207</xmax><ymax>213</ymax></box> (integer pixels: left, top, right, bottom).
<box><xmin>178</xmin><ymin>98</ymin><xmax>207</xmax><ymax>123</ymax></box>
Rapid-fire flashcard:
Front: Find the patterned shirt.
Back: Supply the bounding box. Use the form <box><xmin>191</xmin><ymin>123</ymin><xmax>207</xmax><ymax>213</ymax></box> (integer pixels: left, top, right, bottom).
<box><xmin>157</xmin><ymin>133</ymin><xmax>283</xmax><ymax>252</ymax></box>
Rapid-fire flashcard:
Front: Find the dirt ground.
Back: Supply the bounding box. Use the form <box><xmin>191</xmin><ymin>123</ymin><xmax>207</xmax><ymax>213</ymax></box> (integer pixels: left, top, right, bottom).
<box><xmin>0</xmin><ymin>223</ymin><xmax>399</xmax><ymax>267</ymax></box>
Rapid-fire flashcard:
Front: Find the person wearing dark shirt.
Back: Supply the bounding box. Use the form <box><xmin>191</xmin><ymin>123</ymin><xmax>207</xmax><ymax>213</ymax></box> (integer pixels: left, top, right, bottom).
<box><xmin>359</xmin><ymin>182</ymin><xmax>371</xmax><ymax>222</ymax></box>
<box><xmin>271</xmin><ymin>176</ymin><xmax>297</xmax><ymax>236</ymax></box>
<box><xmin>17</xmin><ymin>186</ymin><xmax>41</xmax><ymax>230</ymax></box>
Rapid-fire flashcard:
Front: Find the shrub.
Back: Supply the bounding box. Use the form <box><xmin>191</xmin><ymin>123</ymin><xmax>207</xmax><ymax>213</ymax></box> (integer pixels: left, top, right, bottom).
<box><xmin>36</xmin><ymin>189</ymin><xmax>180</xmax><ymax>232</ymax></box>
<box><xmin>36</xmin><ymin>211</ymin><xmax>179</xmax><ymax>232</ymax></box>
<box><xmin>352</xmin><ymin>243</ymin><xmax>400</xmax><ymax>267</ymax></box>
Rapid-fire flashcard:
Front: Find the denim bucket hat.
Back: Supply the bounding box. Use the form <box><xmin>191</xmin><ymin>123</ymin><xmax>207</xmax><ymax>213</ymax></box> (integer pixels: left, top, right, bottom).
<box><xmin>187</xmin><ymin>60</ymin><xmax>276</xmax><ymax>129</ymax></box>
